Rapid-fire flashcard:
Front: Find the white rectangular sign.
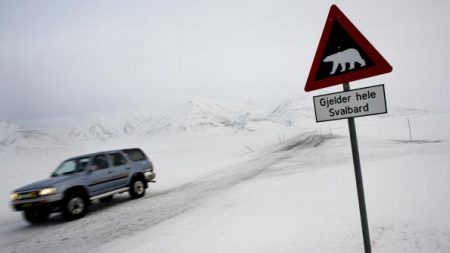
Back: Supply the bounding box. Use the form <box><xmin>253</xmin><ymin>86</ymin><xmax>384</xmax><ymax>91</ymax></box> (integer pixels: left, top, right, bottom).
<box><xmin>313</xmin><ymin>84</ymin><xmax>387</xmax><ymax>122</ymax></box>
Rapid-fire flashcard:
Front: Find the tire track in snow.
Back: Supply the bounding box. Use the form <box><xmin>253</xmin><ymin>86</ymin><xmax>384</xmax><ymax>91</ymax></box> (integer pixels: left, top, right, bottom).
<box><xmin>0</xmin><ymin>133</ymin><xmax>330</xmax><ymax>253</ymax></box>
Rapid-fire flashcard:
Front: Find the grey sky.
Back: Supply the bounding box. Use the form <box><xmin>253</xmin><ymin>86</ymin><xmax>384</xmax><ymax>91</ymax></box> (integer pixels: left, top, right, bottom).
<box><xmin>0</xmin><ymin>0</ymin><xmax>449</xmax><ymax>120</ymax></box>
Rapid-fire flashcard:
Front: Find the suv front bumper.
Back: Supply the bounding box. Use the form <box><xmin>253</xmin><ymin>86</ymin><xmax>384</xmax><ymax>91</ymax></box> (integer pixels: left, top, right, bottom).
<box><xmin>11</xmin><ymin>193</ymin><xmax>64</xmax><ymax>211</ymax></box>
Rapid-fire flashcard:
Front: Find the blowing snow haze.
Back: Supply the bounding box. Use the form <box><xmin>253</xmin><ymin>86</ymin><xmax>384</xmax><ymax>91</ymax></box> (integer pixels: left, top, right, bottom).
<box><xmin>0</xmin><ymin>0</ymin><xmax>449</xmax><ymax>120</ymax></box>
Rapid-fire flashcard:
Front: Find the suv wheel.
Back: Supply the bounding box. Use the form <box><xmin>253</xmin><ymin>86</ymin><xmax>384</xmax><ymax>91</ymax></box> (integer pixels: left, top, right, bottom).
<box><xmin>23</xmin><ymin>208</ymin><xmax>50</xmax><ymax>224</ymax></box>
<box><xmin>129</xmin><ymin>177</ymin><xmax>146</xmax><ymax>199</ymax></box>
<box><xmin>62</xmin><ymin>193</ymin><xmax>87</xmax><ymax>221</ymax></box>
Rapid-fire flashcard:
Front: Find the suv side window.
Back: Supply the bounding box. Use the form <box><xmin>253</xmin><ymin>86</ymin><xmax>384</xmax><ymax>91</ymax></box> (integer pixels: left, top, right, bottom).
<box><xmin>109</xmin><ymin>153</ymin><xmax>127</xmax><ymax>167</ymax></box>
<box><xmin>92</xmin><ymin>154</ymin><xmax>109</xmax><ymax>170</ymax></box>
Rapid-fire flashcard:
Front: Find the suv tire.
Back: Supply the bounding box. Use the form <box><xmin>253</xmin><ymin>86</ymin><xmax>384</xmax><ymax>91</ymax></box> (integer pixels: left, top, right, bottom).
<box><xmin>23</xmin><ymin>208</ymin><xmax>50</xmax><ymax>224</ymax></box>
<box><xmin>62</xmin><ymin>193</ymin><xmax>88</xmax><ymax>221</ymax></box>
<box><xmin>129</xmin><ymin>177</ymin><xmax>146</xmax><ymax>199</ymax></box>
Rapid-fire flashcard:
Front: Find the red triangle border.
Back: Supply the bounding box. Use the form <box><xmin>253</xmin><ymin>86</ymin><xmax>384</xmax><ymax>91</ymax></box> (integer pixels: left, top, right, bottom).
<box><xmin>304</xmin><ymin>5</ymin><xmax>392</xmax><ymax>92</ymax></box>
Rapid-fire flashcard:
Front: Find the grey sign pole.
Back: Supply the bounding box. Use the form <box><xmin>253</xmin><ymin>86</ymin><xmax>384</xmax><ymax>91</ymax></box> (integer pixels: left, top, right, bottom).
<box><xmin>343</xmin><ymin>82</ymin><xmax>372</xmax><ymax>253</ymax></box>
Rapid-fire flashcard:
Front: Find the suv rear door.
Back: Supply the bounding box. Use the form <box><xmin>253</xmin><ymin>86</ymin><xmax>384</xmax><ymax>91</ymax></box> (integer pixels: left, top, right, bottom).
<box><xmin>87</xmin><ymin>153</ymin><xmax>117</xmax><ymax>196</ymax></box>
<box><xmin>107</xmin><ymin>152</ymin><xmax>130</xmax><ymax>188</ymax></box>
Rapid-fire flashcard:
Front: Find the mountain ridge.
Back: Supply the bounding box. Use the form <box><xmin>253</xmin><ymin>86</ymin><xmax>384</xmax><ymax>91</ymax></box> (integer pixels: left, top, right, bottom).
<box><xmin>0</xmin><ymin>98</ymin><xmax>431</xmax><ymax>150</ymax></box>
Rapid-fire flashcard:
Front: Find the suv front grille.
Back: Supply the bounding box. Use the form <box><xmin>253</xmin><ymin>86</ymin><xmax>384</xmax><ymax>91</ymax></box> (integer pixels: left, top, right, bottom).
<box><xmin>17</xmin><ymin>191</ymin><xmax>39</xmax><ymax>200</ymax></box>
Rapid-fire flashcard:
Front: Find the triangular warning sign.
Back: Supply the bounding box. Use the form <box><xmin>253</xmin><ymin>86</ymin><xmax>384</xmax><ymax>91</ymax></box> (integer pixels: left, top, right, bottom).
<box><xmin>304</xmin><ymin>5</ymin><xmax>392</xmax><ymax>92</ymax></box>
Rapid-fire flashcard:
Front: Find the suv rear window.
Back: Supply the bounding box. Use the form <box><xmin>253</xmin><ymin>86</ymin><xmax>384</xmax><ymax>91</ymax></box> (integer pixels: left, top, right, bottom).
<box><xmin>123</xmin><ymin>148</ymin><xmax>147</xmax><ymax>161</ymax></box>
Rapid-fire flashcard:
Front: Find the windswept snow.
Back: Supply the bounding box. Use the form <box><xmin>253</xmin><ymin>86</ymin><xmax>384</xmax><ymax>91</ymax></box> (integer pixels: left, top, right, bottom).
<box><xmin>0</xmin><ymin>97</ymin><xmax>449</xmax><ymax>253</ymax></box>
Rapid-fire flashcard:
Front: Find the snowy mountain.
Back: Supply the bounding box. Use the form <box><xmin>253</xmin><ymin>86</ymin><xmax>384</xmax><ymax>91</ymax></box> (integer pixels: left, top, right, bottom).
<box><xmin>0</xmin><ymin>98</ymin><xmax>432</xmax><ymax>150</ymax></box>
<box><xmin>0</xmin><ymin>98</ymin><xmax>262</xmax><ymax>150</ymax></box>
<box><xmin>169</xmin><ymin>98</ymin><xmax>256</xmax><ymax>131</ymax></box>
<box><xmin>62</xmin><ymin>112</ymin><xmax>152</xmax><ymax>140</ymax></box>
<box><xmin>58</xmin><ymin>98</ymin><xmax>261</xmax><ymax>139</ymax></box>
<box><xmin>0</xmin><ymin>120</ymin><xmax>67</xmax><ymax>150</ymax></box>
<box><xmin>0</xmin><ymin>120</ymin><xmax>21</xmax><ymax>138</ymax></box>
<box><xmin>266</xmin><ymin>97</ymin><xmax>314</xmax><ymax>126</ymax></box>
<box><xmin>0</xmin><ymin>120</ymin><xmax>21</xmax><ymax>148</ymax></box>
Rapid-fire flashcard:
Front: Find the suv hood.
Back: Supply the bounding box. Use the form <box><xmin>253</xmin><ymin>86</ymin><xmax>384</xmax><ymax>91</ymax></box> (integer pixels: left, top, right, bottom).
<box><xmin>14</xmin><ymin>175</ymin><xmax>76</xmax><ymax>192</ymax></box>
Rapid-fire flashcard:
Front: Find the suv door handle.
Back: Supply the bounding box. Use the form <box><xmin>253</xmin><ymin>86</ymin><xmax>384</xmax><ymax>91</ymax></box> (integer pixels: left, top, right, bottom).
<box><xmin>107</xmin><ymin>170</ymin><xmax>112</xmax><ymax>174</ymax></box>
<box><xmin>126</xmin><ymin>167</ymin><xmax>130</xmax><ymax>170</ymax></box>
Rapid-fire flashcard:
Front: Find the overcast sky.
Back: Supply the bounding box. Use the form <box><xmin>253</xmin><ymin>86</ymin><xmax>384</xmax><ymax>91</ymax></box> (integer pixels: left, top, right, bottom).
<box><xmin>0</xmin><ymin>0</ymin><xmax>449</xmax><ymax>120</ymax></box>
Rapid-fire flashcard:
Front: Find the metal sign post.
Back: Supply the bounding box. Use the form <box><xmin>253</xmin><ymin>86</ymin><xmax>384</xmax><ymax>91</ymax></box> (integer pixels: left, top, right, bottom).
<box><xmin>343</xmin><ymin>82</ymin><xmax>372</xmax><ymax>253</ymax></box>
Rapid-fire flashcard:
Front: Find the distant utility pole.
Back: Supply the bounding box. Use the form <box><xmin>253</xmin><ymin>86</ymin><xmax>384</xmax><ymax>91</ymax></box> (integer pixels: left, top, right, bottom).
<box><xmin>244</xmin><ymin>145</ymin><xmax>254</xmax><ymax>152</ymax></box>
<box><xmin>407</xmin><ymin>118</ymin><xmax>412</xmax><ymax>141</ymax></box>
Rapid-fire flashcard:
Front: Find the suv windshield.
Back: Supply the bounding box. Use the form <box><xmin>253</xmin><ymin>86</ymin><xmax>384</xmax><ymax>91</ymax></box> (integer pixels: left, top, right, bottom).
<box><xmin>51</xmin><ymin>157</ymin><xmax>90</xmax><ymax>177</ymax></box>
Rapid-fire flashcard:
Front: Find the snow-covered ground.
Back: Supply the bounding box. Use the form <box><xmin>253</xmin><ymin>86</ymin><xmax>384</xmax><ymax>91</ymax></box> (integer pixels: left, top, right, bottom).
<box><xmin>0</xmin><ymin>98</ymin><xmax>449</xmax><ymax>253</ymax></box>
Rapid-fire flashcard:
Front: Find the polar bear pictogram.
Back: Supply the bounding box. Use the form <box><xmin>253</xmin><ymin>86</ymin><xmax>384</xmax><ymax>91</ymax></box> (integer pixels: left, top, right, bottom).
<box><xmin>323</xmin><ymin>48</ymin><xmax>366</xmax><ymax>75</ymax></box>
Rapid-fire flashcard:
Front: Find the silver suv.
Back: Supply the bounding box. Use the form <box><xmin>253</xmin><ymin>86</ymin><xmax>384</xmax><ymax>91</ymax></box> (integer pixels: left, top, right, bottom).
<box><xmin>10</xmin><ymin>148</ymin><xmax>156</xmax><ymax>223</ymax></box>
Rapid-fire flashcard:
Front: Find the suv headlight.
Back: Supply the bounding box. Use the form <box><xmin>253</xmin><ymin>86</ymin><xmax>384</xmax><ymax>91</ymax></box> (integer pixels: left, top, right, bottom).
<box><xmin>10</xmin><ymin>192</ymin><xmax>19</xmax><ymax>200</ymax></box>
<box><xmin>39</xmin><ymin>187</ymin><xmax>57</xmax><ymax>196</ymax></box>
